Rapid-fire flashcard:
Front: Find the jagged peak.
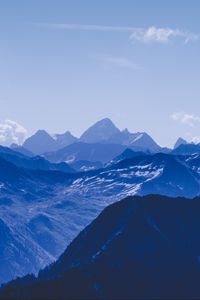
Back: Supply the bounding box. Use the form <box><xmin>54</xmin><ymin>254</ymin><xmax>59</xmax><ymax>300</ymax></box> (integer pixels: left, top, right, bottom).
<box><xmin>174</xmin><ymin>137</ymin><xmax>187</xmax><ymax>149</ymax></box>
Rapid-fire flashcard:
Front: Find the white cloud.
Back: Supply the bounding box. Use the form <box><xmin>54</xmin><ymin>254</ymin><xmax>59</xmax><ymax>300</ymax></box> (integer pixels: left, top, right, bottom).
<box><xmin>130</xmin><ymin>26</ymin><xmax>198</xmax><ymax>44</ymax></box>
<box><xmin>170</xmin><ymin>112</ymin><xmax>200</xmax><ymax>127</ymax></box>
<box><xmin>0</xmin><ymin>120</ymin><xmax>28</xmax><ymax>146</ymax></box>
<box><xmin>100</xmin><ymin>56</ymin><xmax>143</xmax><ymax>70</ymax></box>
<box><xmin>39</xmin><ymin>23</ymin><xmax>199</xmax><ymax>44</ymax></box>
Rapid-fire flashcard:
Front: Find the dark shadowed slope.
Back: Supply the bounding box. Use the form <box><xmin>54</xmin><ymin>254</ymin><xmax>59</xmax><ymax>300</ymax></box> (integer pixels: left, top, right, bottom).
<box><xmin>1</xmin><ymin>151</ymin><xmax>200</xmax><ymax>285</ymax></box>
<box><xmin>10</xmin><ymin>143</ymin><xmax>34</xmax><ymax>157</ymax></box>
<box><xmin>0</xmin><ymin>145</ymin><xmax>74</xmax><ymax>173</ymax></box>
<box><xmin>2</xmin><ymin>195</ymin><xmax>200</xmax><ymax>299</ymax></box>
<box><xmin>172</xmin><ymin>143</ymin><xmax>200</xmax><ymax>155</ymax></box>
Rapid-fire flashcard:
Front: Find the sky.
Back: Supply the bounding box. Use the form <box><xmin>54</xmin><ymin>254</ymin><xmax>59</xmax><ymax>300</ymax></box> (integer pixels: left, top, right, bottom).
<box><xmin>0</xmin><ymin>0</ymin><xmax>200</xmax><ymax>147</ymax></box>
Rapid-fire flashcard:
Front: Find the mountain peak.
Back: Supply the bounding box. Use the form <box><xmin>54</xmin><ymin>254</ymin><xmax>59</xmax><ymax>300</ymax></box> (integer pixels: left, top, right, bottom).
<box><xmin>174</xmin><ymin>137</ymin><xmax>187</xmax><ymax>149</ymax></box>
<box><xmin>128</xmin><ymin>132</ymin><xmax>161</xmax><ymax>152</ymax></box>
<box><xmin>35</xmin><ymin>129</ymin><xmax>51</xmax><ymax>137</ymax></box>
<box><xmin>53</xmin><ymin>131</ymin><xmax>77</xmax><ymax>148</ymax></box>
<box><xmin>92</xmin><ymin>118</ymin><xmax>118</xmax><ymax>129</ymax></box>
<box><xmin>55</xmin><ymin>131</ymin><xmax>73</xmax><ymax>137</ymax></box>
<box><xmin>98</xmin><ymin>117</ymin><xmax>113</xmax><ymax>123</ymax></box>
<box><xmin>122</xmin><ymin>128</ymin><xmax>130</xmax><ymax>135</ymax></box>
<box><xmin>23</xmin><ymin>130</ymin><xmax>58</xmax><ymax>155</ymax></box>
<box><xmin>80</xmin><ymin>118</ymin><xmax>120</xmax><ymax>143</ymax></box>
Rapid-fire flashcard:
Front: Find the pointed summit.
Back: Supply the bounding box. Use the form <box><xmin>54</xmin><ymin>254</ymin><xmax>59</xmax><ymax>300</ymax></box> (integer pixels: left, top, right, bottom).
<box><xmin>53</xmin><ymin>131</ymin><xmax>77</xmax><ymax>148</ymax></box>
<box><xmin>174</xmin><ymin>137</ymin><xmax>187</xmax><ymax>149</ymax></box>
<box><xmin>129</xmin><ymin>132</ymin><xmax>161</xmax><ymax>152</ymax></box>
<box><xmin>80</xmin><ymin>118</ymin><xmax>120</xmax><ymax>143</ymax></box>
<box><xmin>23</xmin><ymin>130</ymin><xmax>58</xmax><ymax>155</ymax></box>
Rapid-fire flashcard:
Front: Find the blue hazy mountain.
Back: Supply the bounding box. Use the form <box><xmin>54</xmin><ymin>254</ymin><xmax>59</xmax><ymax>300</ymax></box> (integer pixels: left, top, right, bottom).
<box><xmin>173</xmin><ymin>137</ymin><xmax>187</xmax><ymax>149</ymax></box>
<box><xmin>109</xmin><ymin>128</ymin><xmax>161</xmax><ymax>152</ymax></box>
<box><xmin>2</xmin><ymin>195</ymin><xmax>200</xmax><ymax>299</ymax></box>
<box><xmin>23</xmin><ymin>130</ymin><xmax>78</xmax><ymax>155</ymax></box>
<box><xmin>126</xmin><ymin>131</ymin><xmax>161</xmax><ymax>152</ymax></box>
<box><xmin>80</xmin><ymin>118</ymin><xmax>161</xmax><ymax>152</ymax></box>
<box><xmin>53</xmin><ymin>131</ymin><xmax>78</xmax><ymax>148</ymax></box>
<box><xmin>106</xmin><ymin>148</ymin><xmax>146</xmax><ymax>166</ymax></box>
<box><xmin>0</xmin><ymin>145</ymin><xmax>74</xmax><ymax>173</ymax></box>
<box><xmin>10</xmin><ymin>143</ymin><xmax>34</xmax><ymax>157</ymax></box>
<box><xmin>0</xmin><ymin>156</ymin><xmax>74</xmax><ymax>186</ymax></box>
<box><xmin>172</xmin><ymin>143</ymin><xmax>200</xmax><ymax>155</ymax></box>
<box><xmin>43</xmin><ymin>142</ymin><xmax>127</xmax><ymax>164</ymax></box>
<box><xmin>21</xmin><ymin>119</ymin><xmax>162</xmax><ymax>157</ymax></box>
<box><xmin>80</xmin><ymin>118</ymin><xmax>121</xmax><ymax>143</ymax></box>
<box><xmin>23</xmin><ymin>130</ymin><xmax>59</xmax><ymax>155</ymax></box>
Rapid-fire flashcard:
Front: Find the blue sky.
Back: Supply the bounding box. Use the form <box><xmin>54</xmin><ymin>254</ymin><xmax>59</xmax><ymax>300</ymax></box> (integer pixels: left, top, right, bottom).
<box><xmin>0</xmin><ymin>0</ymin><xmax>200</xmax><ymax>147</ymax></box>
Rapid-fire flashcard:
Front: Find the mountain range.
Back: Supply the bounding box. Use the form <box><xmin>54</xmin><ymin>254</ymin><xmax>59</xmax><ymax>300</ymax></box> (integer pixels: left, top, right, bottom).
<box><xmin>0</xmin><ymin>144</ymin><xmax>200</xmax><ymax>284</ymax></box>
<box><xmin>0</xmin><ymin>145</ymin><xmax>74</xmax><ymax>173</ymax></box>
<box><xmin>20</xmin><ymin>118</ymin><xmax>164</xmax><ymax>156</ymax></box>
<box><xmin>2</xmin><ymin>194</ymin><xmax>200</xmax><ymax>299</ymax></box>
<box><xmin>6</xmin><ymin>118</ymin><xmax>196</xmax><ymax>167</ymax></box>
<box><xmin>0</xmin><ymin>118</ymin><xmax>200</xmax><ymax>290</ymax></box>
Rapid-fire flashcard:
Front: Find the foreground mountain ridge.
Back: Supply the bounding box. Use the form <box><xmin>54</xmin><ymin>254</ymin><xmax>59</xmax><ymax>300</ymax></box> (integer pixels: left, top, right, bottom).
<box><xmin>1</xmin><ymin>146</ymin><xmax>200</xmax><ymax>284</ymax></box>
<box><xmin>2</xmin><ymin>195</ymin><xmax>200</xmax><ymax>299</ymax></box>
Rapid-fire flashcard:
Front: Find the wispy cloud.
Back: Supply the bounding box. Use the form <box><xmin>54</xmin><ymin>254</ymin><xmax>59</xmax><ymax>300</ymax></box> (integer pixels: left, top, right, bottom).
<box><xmin>170</xmin><ymin>112</ymin><xmax>200</xmax><ymax>127</ymax></box>
<box><xmin>38</xmin><ymin>23</ymin><xmax>199</xmax><ymax>44</ymax></box>
<box><xmin>38</xmin><ymin>23</ymin><xmax>138</xmax><ymax>33</ymax></box>
<box><xmin>100</xmin><ymin>56</ymin><xmax>143</xmax><ymax>70</ymax></box>
<box><xmin>0</xmin><ymin>120</ymin><xmax>27</xmax><ymax>146</ymax></box>
<box><xmin>130</xmin><ymin>26</ymin><xmax>198</xmax><ymax>44</ymax></box>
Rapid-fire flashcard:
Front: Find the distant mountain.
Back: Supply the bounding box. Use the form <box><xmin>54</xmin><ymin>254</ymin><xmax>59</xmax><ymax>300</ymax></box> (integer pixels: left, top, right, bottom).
<box><xmin>106</xmin><ymin>148</ymin><xmax>146</xmax><ymax>166</ymax></box>
<box><xmin>129</xmin><ymin>132</ymin><xmax>161</xmax><ymax>152</ymax></box>
<box><xmin>110</xmin><ymin>129</ymin><xmax>161</xmax><ymax>152</ymax></box>
<box><xmin>44</xmin><ymin>142</ymin><xmax>127</xmax><ymax>164</ymax></box>
<box><xmin>43</xmin><ymin>130</ymin><xmax>161</xmax><ymax>165</ymax></box>
<box><xmin>22</xmin><ymin>130</ymin><xmax>77</xmax><ymax>155</ymax></box>
<box><xmin>53</xmin><ymin>131</ymin><xmax>77</xmax><ymax>148</ymax></box>
<box><xmin>23</xmin><ymin>130</ymin><xmax>59</xmax><ymax>155</ymax></box>
<box><xmin>172</xmin><ymin>143</ymin><xmax>200</xmax><ymax>155</ymax></box>
<box><xmin>174</xmin><ymin>137</ymin><xmax>187</xmax><ymax>149</ymax></box>
<box><xmin>3</xmin><ymin>195</ymin><xmax>200</xmax><ymax>299</ymax></box>
<box><xmin>23</xmin><ymin>156</ymin><xmax>75</xmax><ymax>173</ymax></box>
<box><xmin>0</xmin><ymin>145</ymin><xmax>29</xmax><ymax>159</ymax></box>
<box><xmin>21</xmin><ymin>120</ymin><xmax>162</xmax><ymax>157</ymax></box>
<box><xmin>0</xmin><ymin>145</ymin><xmax>74</xmax><ymax>173</ymax></box>
<box><xmin>80</xmin><ymin>118</ymin><xmax>120</xmax><ymax>143</ymax></box>
<box><xmin>109</xmin><ymin>128</ymin><xmax>136</xmax><ymax>144</ymax></box>
<box><xmin>80</xmin><ymin>119</ymin><xmax>161</xmax><ymax>152</ymax></box>
<box><xmin>10</xmin><ymin>143</ymin><xmax>34</xmax><ymax>157</ymax></box>
<box><xmin>0</xmin><ymin>157</ymin><xmax>72</xmax><ymax>187</ymax></box>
